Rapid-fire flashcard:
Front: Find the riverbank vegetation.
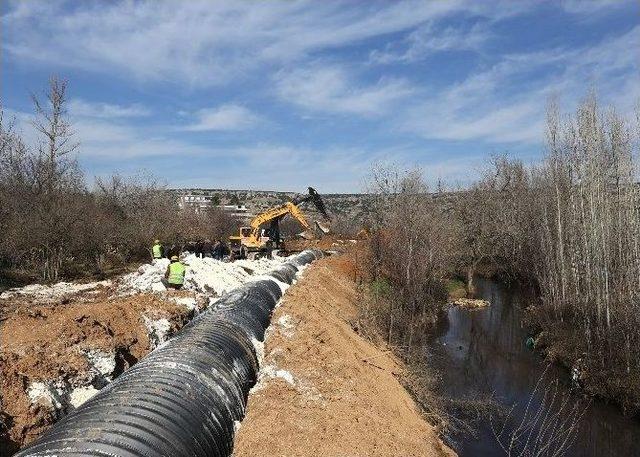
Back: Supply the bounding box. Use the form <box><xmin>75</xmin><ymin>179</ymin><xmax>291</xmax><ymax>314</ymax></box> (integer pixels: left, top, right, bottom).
<box><xmin>361</xmin><ymin>93</ymin><xmax>640</xmax><ymax>415</ymax></box>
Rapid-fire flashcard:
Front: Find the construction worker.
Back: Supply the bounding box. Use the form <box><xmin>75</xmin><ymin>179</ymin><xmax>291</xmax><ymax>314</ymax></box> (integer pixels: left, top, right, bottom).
<box><xmin>152</xmin><ymin>239</ymin><xmax>163</xmax><ymax>260</ymax></box>
<box><xmin>163</xmin><ymin>256</ymin><xmax>185</xmax><ymax>290</ymax></box>
<box><xmin>202</xmin><ymin>239</ymin><xmax>213</xmax><ymax>258</ymax></box>
<box><xmin>212</xmin><ymin>239</ymin><xmax>223</xmax><ymax>260</ymax></box>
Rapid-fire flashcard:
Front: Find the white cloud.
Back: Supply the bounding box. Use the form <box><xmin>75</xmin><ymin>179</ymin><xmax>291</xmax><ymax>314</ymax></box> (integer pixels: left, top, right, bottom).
<box><xmin>72</xmin><ymin>118</ymin><xmax>211</xmax><ymax>158</ymax></box>
<box><xmin>4</xmin><ymin>107</ymin><xmax>209</xmax><ymax>159</ymax></box>
<box><xmin>0</xmin><ymin>0</ymin><xmax>531</xmax><ymax>87</ymax></box>
<box><xmin>275</xmin><ymin>65</ymin><xmax>413</xmax><ymax>116</ymax></box>
<box><xmin>4</xmin><ymin>0</ymin><xmax>638</xmax><ymax>189</ymax></box>
<box><xmin>183</xmin><ymin>104</ymin><xmax>258</xmax><ymax>131</ymax></box>
<box><xmin>5</xmin><ymin>103</ymin><xmax>481</xmax><ymax>191</ymax></box>
<box><xmin>170</xmin><ymin>143</ymin><xmax>392</xmax><ymax>193</ymax></box>
<box><xmin>68</xmin><ymin>99</ymin><xmax>150</xmax><ymax>118</ymax></box>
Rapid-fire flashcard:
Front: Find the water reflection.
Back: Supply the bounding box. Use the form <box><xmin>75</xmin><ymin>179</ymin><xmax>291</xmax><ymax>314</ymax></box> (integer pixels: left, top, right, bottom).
<box><xmin>429</xmin><ymin>277</ymin><xmax>640</xmax><ymax>456</ymax></box>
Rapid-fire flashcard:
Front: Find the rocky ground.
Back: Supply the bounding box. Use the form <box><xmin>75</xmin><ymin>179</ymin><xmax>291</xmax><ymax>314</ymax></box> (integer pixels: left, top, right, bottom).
<box><xmin>234</xmin><ymin>255</ymin><xmax>454</xmax><ymax>457</ymax></box>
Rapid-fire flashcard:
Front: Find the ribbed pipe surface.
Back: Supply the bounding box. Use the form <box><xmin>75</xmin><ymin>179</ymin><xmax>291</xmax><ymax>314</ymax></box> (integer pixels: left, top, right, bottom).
<box><xmin>15</xmin><ymin>249</ymin><xmax>323</xmax><ymax>457</ymax></box>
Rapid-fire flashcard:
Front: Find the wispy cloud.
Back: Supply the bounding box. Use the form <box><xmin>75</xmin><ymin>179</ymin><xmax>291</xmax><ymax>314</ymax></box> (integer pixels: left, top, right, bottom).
<box><xmin>5</xmin><ymin>106</ymin><xmax>209</xmax><ymax>159</ymax></box>
<box><xmin>182</xmin><ymin>104</ymin><xmax>259</xmax><ymax>131</ymax></box>
<box><xmin>3</xmin><ymin>0</ymin><xmax>638</xmax><ymax>190</ymax></box>
<box><xmin>1</xmin><ymin>0</ymin><xmax>531</xmax><ymax>87</ymax></box>
<box><xmin>68</xmin><ymin>99</ymin><xmax>150</xmax><ymax>118</ymax></box>
<box><xmin>560</xmin><ymin>0</ymin><xmax>631</xmax><ymax>15</ymax></box>
<box><xmin>275</xmin><ymin>64</ymin><xmax>413</xmax><ymax>116</ymax></box>
<box><xmin>400</xmin><ymin>25</ymin><xmax>640</xmax><ymax>144</ymax></box>
<box><xmin>370</xmin><ymin>22</ymin><xmax>491</xmax><ymax>64</ymax></box>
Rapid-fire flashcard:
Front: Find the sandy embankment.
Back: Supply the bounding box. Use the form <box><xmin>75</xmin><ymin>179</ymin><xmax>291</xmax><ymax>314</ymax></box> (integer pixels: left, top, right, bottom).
<box><xmin>234</xmin><ymin>255</ymin><xmax>454</xmax><ymax>457</ymax></box>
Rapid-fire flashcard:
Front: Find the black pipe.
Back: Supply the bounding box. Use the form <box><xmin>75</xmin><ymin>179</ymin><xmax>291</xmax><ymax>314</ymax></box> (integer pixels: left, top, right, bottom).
<box><xmin>15</xmin><ymin>249</ymin><xmax>323</xmax><ymax>457</ymax></box>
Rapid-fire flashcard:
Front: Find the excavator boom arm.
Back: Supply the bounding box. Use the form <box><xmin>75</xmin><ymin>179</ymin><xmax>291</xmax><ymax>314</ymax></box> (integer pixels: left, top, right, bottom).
<box><xmin>248</xmin><ymin>202</ymin><xmax>311</xmax><ymax>238</ymax></box>
<box><xmin>287</xmin><ymin>202</ymin><xmax>312</xmax><ymax>230</ymax></box>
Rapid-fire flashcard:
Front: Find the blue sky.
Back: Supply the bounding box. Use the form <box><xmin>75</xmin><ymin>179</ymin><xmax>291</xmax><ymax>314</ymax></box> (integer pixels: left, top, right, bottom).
<box><xmin>2</xmin><ymin>0</ymin><xmax>639</xmax><ymax>192</ymax></box>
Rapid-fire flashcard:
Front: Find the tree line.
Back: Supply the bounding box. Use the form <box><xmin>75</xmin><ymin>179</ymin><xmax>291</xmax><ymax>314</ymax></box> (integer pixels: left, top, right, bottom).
<box><xmin>0</xmin><ymin>77</ymin><xmax>237</xmax><ymax>285</ymax></box>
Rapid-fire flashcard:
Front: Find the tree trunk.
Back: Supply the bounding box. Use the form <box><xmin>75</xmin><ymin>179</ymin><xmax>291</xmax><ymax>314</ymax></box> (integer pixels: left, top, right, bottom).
<box><xmin>467</xmin><ymin>265</ymin><xmax>476</xmax><ymax>297</ymax></box>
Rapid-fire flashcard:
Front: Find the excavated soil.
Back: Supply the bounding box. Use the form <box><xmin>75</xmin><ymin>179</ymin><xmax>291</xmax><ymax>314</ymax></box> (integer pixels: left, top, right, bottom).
<box><xmin>284</xmin><ymin>235</ymin><xmax>357</xmax><ymax>253</ymax></box>
<box><xmin>0</xmin><ymin>288</ymin><xmax>195</xmax><ymax>453</ymax></box>
<box><xmin>234</xmin><ymin>256</ymin><xmax>455</xmax><ymax>457</ymax></box>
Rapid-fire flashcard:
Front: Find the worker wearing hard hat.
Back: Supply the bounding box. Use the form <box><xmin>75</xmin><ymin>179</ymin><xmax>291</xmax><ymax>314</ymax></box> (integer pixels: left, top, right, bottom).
<box><xmin>164</xmin><ymin>255</ymin><xmax>186</xmax><ymax>290</ymax></box>
<box><xmin>152</xmin><ymin>239</ymin><xmax>164</xmax><ymax>260</ymax></box>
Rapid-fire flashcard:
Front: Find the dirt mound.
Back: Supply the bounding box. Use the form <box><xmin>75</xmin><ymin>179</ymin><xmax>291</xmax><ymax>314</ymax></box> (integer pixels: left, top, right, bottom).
<box><xmin>233</xmin><ymin>256</ymin><xmax>454</xmax><ymax>456</ymax></box>
<box><xmin>0</xmin><ymin>291</ymin><xmax>196</xmax><ymax>452</ymax></box>
<box><xmin>284</xmin><ymin>235</ymin><xmax>358</xmax><ymax>252</ymax></box>
<box><xmin>0</xmin><ymin>280</ymin><xmax>112</xmax><ymax>302</ymax></box>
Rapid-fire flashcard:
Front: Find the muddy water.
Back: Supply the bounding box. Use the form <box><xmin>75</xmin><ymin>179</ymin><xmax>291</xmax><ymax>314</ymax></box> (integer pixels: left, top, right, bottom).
<box><xmin>429</xmin><ymin>277</ymin><xmax>640</xmax><ymax>457</ymax></box>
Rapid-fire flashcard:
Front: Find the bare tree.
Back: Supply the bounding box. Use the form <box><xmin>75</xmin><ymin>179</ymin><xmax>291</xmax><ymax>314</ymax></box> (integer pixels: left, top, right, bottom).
<box><xmin>363</xmin><ymin>165</ymin><xmax>453</xmax><ymax>350</ymax></box>
<box><xmin>27</xmin><ymin>77</ymin><xmax>84</xmax><ymax>279</ymax></box>
<box><xmin>492</xmin><ymin>366</ymin><xmax>589</xmax><ymax>457</ymax></box>
<box><xmin>30</xmin><ymin>76</ymin><xmax>79</xmax><ymax>194</ymax></box>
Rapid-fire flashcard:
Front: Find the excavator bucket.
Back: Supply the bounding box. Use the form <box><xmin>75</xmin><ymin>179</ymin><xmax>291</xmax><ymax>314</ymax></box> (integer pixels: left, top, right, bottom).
<box><xmin>315</xmin><ymin>220</ymin><xmax>330</xmax><ymax>234</ymax></box>
<box><xmin>297</xmin><ymin>222</ymin><xmax>329</xmax><ymax>241</ymax></box>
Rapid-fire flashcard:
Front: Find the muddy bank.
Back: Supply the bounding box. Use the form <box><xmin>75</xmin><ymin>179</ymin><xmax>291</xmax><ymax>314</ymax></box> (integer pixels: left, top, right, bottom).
<box><xmin>234</xmin><ymin>255</ymin><xmax>454</xmax><ymax>456</ymax></box>
<box><xmin>528</xmin><ymin>313</ymin><xmax>640</xmax><ymax>416</ymax></box>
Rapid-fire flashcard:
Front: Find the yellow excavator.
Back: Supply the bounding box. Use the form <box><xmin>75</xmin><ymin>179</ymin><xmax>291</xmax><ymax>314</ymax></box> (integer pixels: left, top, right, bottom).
<box><xmin>229</xmin><ymin>187</ymin><xmax>330</xmax><ymax>259</ymax></box>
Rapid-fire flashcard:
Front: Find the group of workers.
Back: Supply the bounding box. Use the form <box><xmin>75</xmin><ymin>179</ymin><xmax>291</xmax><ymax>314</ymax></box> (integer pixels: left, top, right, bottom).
<box><xmin>151</xmin><ymin>238</ymin><xmax>229</xmax><ymax>290</ymax></box>
<box><xmin>152</xmin><ymin>239</ymin><xmax>228</xmax><ymax>261</ymax></box>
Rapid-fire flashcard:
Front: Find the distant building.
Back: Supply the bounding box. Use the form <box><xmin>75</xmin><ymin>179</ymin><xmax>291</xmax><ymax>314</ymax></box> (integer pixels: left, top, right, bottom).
<box><xmin>217</xmin><ymin>204</ymin><xmax>252</xmax><ymax>219</ymax></box>
<box><xmin>177</xmin><ymin>193</ymin><xmax>254</xmax><ymax>220</ymax></box>
<box><xmin>178</xmin><ymin>194</ymin><xmax>213</xmax><ymax>213</ymax></box>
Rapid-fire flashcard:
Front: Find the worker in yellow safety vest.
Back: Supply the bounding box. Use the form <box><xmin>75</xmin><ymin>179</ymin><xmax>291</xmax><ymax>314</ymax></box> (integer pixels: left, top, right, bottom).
<box><xmin>164</xmin><ymin>256</ymin><xmax>185</xmax><ymax>290</ymax></box>
<box><xmin>152</xmin><ymin>240</ymin><xmax>163</xmax><ymax>260</ymax></box>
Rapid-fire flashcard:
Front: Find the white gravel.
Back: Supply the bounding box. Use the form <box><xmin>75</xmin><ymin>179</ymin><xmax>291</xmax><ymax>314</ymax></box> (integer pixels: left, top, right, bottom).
<box><xmin>119</xmin><ymin>255</ymin><xmax>284</xmax><ymax>296</ymax></box>
<box><xmin>0</xmin><ymin>280</ymin><xmax>111</xmax><ymax>301</ymax></box>
<box><xmin>69</xmin><ymin>386</ymin><xmax>100</xmax><ymax>408</ymax></box>
<box><xmin>143</xmin><ymin>316</ymin><xmax>172</xmax><ymax>349</ymax></box>
<box><xmin>84</xmin><ymin>349</ymin><xmax>116</xmax><ymax>381</ymax></box>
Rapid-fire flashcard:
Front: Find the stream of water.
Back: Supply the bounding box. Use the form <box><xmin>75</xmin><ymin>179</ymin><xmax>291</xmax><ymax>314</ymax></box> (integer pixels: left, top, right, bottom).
<box><xmin>428</xmin><ymin>277</ymin><xmax>640</xmax><ymax>456</ymax></box>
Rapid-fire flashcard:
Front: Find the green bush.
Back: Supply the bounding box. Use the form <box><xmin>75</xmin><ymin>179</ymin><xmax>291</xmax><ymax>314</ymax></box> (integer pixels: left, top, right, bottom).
<box><xmin>369</xmin><ymin>278</ymin><xmax>391</xmax><ymax>299</ymax></box>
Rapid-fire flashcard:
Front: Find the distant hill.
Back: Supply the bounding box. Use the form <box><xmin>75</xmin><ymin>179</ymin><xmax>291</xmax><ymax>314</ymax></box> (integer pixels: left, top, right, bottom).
<box><xmin>169</xmin><ymin>188</ymin><xmax>374</xmax><ymax>223</ymax></box>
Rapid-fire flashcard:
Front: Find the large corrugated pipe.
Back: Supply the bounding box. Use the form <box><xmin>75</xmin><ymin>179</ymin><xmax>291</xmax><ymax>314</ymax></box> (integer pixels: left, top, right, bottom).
<box><xmin>15</xmin><ymin>249</ymin><xmax>323</xmax><ymax>457</ymax></box>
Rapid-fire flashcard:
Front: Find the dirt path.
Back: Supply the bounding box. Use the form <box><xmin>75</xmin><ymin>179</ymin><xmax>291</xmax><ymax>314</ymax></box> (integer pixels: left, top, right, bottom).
<box><xmin>234</xmin><ymin>256</ymin><xmax>455</xmax><ymax>457</ymax></box>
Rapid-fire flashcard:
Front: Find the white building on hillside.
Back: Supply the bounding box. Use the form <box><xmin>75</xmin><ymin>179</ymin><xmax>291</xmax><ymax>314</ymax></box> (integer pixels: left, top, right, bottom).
<box><xmin>178</xmin><ymin>194</ymin><xmax>213</xmax><ymax>213</ymax></box>
<box><xmin>178</xmin><ymin>194</ymin><xmax>253</xmax><ymax>219</ymax></box>
<box><xmin>218</xmin><ymin>205</ymin><xmax>252</xmax><ymax>219</ymax></box>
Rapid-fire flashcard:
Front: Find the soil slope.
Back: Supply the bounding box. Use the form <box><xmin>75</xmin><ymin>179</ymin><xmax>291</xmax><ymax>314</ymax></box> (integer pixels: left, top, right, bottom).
<box><xmin>0</xmin><ymin>289</ymin><xmax>195</xmax><ymax>453</ymax></box>
<box><xmin>234</xmin><ymin>256</ymin><xmax>454</xmax><ymax>457</ymax></box>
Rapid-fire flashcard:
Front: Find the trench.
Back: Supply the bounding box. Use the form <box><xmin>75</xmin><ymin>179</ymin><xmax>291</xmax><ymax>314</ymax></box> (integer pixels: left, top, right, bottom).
<box><xmin>429</xmin><ymin>277</ymin><xmax>640</xmax><ymax>456</ymax></box>
<box><xmin>13</xmin><ymin>250</ymin><xmax>322</xmax><ymax>457</ymax></box>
